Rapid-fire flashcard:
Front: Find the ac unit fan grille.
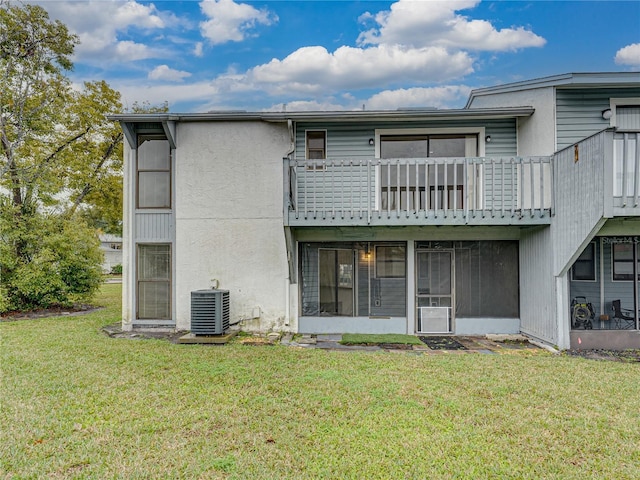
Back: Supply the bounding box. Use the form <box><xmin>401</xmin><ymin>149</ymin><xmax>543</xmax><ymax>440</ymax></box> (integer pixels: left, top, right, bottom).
<box><xmin>191</xmin><ymin>289</ymin><xmax>230</xmax><ymax>335</ymax></box>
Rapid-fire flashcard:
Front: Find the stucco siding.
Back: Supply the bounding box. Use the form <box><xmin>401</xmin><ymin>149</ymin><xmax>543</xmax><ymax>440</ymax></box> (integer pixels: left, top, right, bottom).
<box><xmin>174</xmin><ymin>121</ymin><xmax>292</xmax><ymax>331</ymax></box>
<box><xmin>467</xmin><ymin>88</ymin><xmax>556</xmax><ymax>156</ymax></box>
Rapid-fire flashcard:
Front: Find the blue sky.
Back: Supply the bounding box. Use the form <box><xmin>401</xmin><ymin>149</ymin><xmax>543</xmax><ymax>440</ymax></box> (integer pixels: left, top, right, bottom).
<box><xmin>38</xmin><ymin>0</ymin><xmax>640</xmax><ymax>112</ymax></box>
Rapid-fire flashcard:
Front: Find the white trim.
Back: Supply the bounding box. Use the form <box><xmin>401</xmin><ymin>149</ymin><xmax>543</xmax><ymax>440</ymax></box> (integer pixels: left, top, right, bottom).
<box><xmin>374</xmin><ymin>127</ymin><xmax>486</xmax><ymax>157</ymax></box>
<box><xmin>609</xmin><ymin>98</ymin><xmax>640</xmax><ymax>129</ymax></box>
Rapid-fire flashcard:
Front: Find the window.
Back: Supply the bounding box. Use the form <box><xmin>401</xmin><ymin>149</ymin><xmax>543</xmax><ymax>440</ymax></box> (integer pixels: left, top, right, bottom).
<box><xmin>612</xmin><ymin>242</ymin><xmax>639</xmax><ymax>281</ymax></box>
<box><xmin>137</xmin><ymin>136</ymin><xmax>171</xmax><ymax>209</ymax></box>
<box><xmin>609</xmin><ymin>98</ymin><xmax>640</xmax><ymax>131</ymax></box>
<box><xmin>615</xmin><ymin>106</ymin><xmax>640</xmax><ymax>131</ymax></box>
<box><xmin>376</xmin><ymin>245</ymin><xmax>406</xmax><ymax>278</ymax></box>
<box><xmin>379</xmin><ymin>134</ymin><xmax>477</xmax><ymax>210</ymax></box>
<box><xmin>380</xmin><ymin>135</ymin><xmax>469</xmax><ymax>159</ymax></box>
<box><xmin>306</xmin><ymin>131</ymin><xmax>326</xmax><ymax>159</ymax></box>
<box><xmin>571</xmin><ymin>243</ymin><xmax>596</xmax><ymax>281</ymax></box>
<box><xmin>137</xmin><ymin>244</ymin><xmax>171</xmax><ymax>319</ymax></box>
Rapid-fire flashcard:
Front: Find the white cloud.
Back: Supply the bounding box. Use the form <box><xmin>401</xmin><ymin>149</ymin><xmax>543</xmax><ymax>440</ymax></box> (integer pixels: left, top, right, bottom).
<box><xmin>194</xmin><ymin>42</ymin><xmax>204</xmax><ymax>57</ymax></box>
<box><xmin>199</xmin><ymin>0</ymin><xmax>278</xmax><ymax>44</ymax></box>
<box><xmin>116</xmin><ymin>81</ymin><xmax>220</xmax><ymax>110</ymax></box>
<box><xmin>615</xmin><ymin>43</ymin><xmax>640</xmax><ymax>67</ymax></box>
<box><xmin>39</xmin><ymin>1</ymin><xmax>182</xmax><ymax>63</ymax></box>
<box><xmin>358</xmin><ymin>0</ymin><xmax>545</xmax><ymax>51</ymax></box>
<box><xmin>201</xmin><ymin>0</ymin><xmax>544</xmax><ymax>104</ymax></box>
<box><xmin>261</xmin><ymin>86</ymin><xmax>473</xmax><ymax>112</ymax></box>
<box><xmin>217</xmin><ymin>44</ymin><xmax>473</xmax><ymax>96</ymax></box>
<box><xmin>366</xmin><ymin>86</ymin><xmax>472</xmax><ymax>110</ymax></box>
<box><xmin>263</xmin><ymin>100</ymin><xmax>350</xmax><ymax>112</ymax></box>
<box><xmin>148</xmin><ymin>65</ymin><xmax>192</xmax><ymax>82</ymax></box>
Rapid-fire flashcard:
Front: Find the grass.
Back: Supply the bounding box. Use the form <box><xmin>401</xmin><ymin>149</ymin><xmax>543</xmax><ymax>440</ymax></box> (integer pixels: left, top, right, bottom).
<box><xmin>2</xmin><ymin>284</ymin><xmax>640</xmax><ymax>479</ymax></box>
<box><xmin>340</xmin><ymin>333</ymin><xmax>424</xmax><ymax>345</ymax></box>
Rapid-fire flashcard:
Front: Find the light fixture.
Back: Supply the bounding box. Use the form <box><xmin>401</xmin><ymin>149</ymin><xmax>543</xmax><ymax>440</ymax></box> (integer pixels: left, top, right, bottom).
<box><xmin>485</xmin><ymin>135</ymin><xmax>491</xmax><ymax>143</ymax></box>
<box><xmin>602</xmin><ymin>108</ymin><xmax>613</xmax><ymax>120</ymax></box>
<box><xmin>369</xmin><ymin>138</ymin><xmax>374</xmax><ymax>146</ymax></box>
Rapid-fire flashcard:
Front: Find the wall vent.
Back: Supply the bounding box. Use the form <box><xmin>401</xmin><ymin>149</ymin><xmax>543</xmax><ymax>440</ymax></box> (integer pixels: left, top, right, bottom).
<box><xmin>191</xmin><ymin>289</ymin><xmax>230</xmax><ymax>335</ymax></box>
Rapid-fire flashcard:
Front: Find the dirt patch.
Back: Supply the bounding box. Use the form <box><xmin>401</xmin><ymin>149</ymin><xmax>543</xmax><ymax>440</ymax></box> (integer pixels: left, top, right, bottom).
<box><xmin>1</xmin><ymin>305</ymin><xmax>101</xmax><ymax>322</ymax></box>
<box><xmin>564</xmin><ymin>349</ymin><xmax>640</xmax><ymax>362</ymax></box>
<box><xmin>101</xmin><ymin>323</ymin><xmax>188</xmax><ymax>343</ymax></box>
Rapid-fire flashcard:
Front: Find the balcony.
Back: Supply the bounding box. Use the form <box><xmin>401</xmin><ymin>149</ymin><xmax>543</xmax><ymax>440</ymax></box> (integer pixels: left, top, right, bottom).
<box><xmin>284</xmin><ymin>156</ymin><xmax>553</xmax><ymax>227</ymax></box>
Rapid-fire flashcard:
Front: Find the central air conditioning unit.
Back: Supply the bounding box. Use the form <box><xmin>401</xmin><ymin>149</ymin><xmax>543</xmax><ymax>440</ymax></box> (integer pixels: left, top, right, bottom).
<box><xmin>191</xmin><ymin>289</ymin><xmax>230</xmax><ymax>335</ymax></box>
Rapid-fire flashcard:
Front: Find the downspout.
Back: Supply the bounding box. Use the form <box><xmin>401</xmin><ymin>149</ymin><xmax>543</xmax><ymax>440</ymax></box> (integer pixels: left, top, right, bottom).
<box><xmin>285</xmin><ymin>119</ymin><xmax>295</xmax><ymax>328</ymax></box>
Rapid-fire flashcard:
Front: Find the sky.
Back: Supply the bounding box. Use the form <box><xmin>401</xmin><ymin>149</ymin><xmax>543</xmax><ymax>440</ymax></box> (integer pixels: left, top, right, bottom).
<box><xmin>35</xmin><ymin>0</ymin><xmax>640</xmax><ymax>113</ymax></box>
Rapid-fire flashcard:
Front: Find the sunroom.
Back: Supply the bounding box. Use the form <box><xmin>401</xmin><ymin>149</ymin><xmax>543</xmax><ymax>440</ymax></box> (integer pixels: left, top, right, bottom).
<box><xmin>298</xmin><ymin>239</ymin><xmax>520</xmax><ymax>335</ymax></box>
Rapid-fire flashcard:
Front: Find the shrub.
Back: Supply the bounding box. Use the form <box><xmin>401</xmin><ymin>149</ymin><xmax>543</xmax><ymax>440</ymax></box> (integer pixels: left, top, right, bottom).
<box><xmin>110</xmin><ymin>264</ymin><xmax>123</xmax><ymax>275</ymax></box>
<box><xmin>0</xmin><ymin>209</ymin><xmax>104</xmax><ymax>312</ymax></box>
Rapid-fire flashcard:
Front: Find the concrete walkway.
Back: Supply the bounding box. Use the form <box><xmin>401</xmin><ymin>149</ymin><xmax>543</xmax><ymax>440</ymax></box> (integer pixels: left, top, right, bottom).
<box><xmin>279</xmin><ymin>333</ymin><xmax>542</xmax><ymax>355</ymax></box>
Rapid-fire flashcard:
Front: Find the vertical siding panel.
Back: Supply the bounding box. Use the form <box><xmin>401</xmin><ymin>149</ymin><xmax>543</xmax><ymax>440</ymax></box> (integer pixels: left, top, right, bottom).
<box><xmin>135</xmin><ymin>213</ymin><xmax>172</xmax><ymax>241</ymax></box>
<box><xmin>520</xmin><ymin>227</ymin><xmax>557</xmax><ymax>344</ymax></box>
<box><xmin>552</xmin><ymin>132</ymin><xmax>608</xmax><ymax>275</ymax></box>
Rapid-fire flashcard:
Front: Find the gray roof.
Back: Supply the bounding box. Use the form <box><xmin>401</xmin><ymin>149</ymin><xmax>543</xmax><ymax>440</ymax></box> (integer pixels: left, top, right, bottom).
<box><xmin>466</xmin><ymin>72</ymin><xmax>640</xmax><ymax>107</ymax></box>
<box><xmin>109</xmin><ymin>106</ymin><xmax>535</xmax><ymax>124</ymax></box>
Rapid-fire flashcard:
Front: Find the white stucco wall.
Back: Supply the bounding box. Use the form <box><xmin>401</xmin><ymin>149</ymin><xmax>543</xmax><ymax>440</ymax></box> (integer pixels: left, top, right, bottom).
<box><xmin>468</xmin><ymin>88</ymin><xmax>557</xmax><ymax>156</ymax></box>
<box><xmin>174</xmin><ymin>121</ymin><xmax>292</xmax><ymax>332</ymax></box>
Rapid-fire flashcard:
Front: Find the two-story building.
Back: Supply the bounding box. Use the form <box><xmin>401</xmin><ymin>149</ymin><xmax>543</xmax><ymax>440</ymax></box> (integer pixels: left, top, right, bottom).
<box><xmin>112</xmin><ymin>72</ymin><xmax>640</xmax><ymax>350</ymax></box>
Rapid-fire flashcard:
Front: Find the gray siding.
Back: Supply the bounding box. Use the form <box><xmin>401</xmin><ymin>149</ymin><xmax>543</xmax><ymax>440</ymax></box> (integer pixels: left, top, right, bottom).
<box><xmin>552</xmin><ymin>131</ymin><xmax>609</xmax><ymax>275</ymax></box>
<box><xmin>135</xmin><ymin>212</ymin><xmax>173</xmax><ymax>241</ymax></box>
<box><xmin>556</xmin><ymin>88</ymin><xmax>640</xmax><ymax>150</ymax></box>
<box><xmin>519</xmin><ymin>227</ymin><xmax>557</xmax><ymax>344</ymax></box>
<box><xmin>294</xmin><ymin>119</ymin><xmax>518</xmax><ymax>159</ymax></box>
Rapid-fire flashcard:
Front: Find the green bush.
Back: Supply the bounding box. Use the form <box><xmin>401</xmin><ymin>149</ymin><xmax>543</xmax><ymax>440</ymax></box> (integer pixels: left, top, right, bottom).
<box><xmin>0</xmin><ymin>209</ymin><xmax>104</xmax><ymax>312</ymax></box>
<box><xmin>110</xmin><ymin>263</ymin><xmax>123</xmax><ymax>275</ymax></box>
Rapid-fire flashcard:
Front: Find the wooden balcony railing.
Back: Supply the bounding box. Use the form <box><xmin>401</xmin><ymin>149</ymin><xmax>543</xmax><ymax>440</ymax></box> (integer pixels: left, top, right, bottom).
<box><xmin>284</xmin><ymin>156</ymin><xmax>554</xmax><ymax>226</ymax></box>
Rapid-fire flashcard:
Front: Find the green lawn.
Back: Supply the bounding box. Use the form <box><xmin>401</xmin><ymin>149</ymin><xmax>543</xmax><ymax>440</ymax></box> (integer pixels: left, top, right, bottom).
<box><xmin>2</xmin><ymin>284</ymin><xmax>640</xmax><ymax>479</ymax></box>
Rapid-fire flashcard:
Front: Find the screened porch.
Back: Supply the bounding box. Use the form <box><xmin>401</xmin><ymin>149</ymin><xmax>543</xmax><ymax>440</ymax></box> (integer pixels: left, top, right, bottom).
<box><xmin>570</xmin><ymin>237</ymin><xmax>640</xmax><ymax>331</ymax></box>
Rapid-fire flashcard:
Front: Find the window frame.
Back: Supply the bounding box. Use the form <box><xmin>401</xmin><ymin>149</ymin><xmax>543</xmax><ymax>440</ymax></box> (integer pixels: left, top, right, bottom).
<box><xmin>571</xmin><ymin>242</ymin><xmax>597</xmax><ymax>282</ymax></box>
<box><xmin>305</xmin><ymin>130</ymin><xmax>327</xmax><ymax>160</ymax></box>
<box><xmin>374</xmin><ymin>127</ymin><xmax>485</xmax><ymax>158</ymax></box>
<box><xmin>136</xmin><ymin>243</ymin><xmax>172</xmax><ymax>320</ymax></box>
<box><xmin>608</xmin><ymin>98</ymin><xmax>640</xmax><ymax>131</ymax></box>
<box><xmin>136</xmin><ymin>135</ymin><xmax>172</xmax><ymax>209</ymax></box>
<box><xmin>612</xmin><ymin>240</ymin><xmax>640</xmax><ymax>282</ymax></box>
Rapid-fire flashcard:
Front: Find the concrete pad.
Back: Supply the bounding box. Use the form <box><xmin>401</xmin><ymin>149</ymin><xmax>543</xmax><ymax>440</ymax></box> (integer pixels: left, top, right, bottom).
<box><xmin>316</xmin><ymin>334</ymin><xmax>343</xmax><ymax>342</ymax></box>
<box><xmin>178</xmin><ymin>331</ymin><xmax>238</xmax><ymax>344</ymax></box>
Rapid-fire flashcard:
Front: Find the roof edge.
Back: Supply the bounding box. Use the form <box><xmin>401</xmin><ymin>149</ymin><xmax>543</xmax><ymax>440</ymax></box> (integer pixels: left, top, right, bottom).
<box><xmin>466</xmin><ymin>72</ymin><xmax>640</xmax><ymax>107</ymax></box>
<box><xmin>108</xmin><ymin>106</ymin><xmax>534</xmax><ymax>124</ymax></box>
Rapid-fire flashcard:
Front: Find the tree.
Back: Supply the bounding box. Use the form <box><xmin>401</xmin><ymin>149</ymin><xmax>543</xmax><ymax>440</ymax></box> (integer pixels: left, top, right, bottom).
<box><xmin>0</xmin><ymin>2</ymin><xmax>124</xmax><ymax>311</ymax></box>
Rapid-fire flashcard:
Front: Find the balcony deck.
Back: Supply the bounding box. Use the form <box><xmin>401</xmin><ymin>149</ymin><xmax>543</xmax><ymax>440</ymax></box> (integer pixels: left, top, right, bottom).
<box><xmin>284</xmin><ymin>156</ymin><xmax>554</xmax><ymax>227</ymax></box>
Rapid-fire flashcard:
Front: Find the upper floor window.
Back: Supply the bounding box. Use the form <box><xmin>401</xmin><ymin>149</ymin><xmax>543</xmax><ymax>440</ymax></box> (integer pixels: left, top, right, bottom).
<box><xmin>306</xmin><ymin>131</ymin><xmax>326</xmax><ymax>159</ymax></box>
<box><xmin>615</xmin><ymin>106</ymin><xmax>640</xmax><ymax>131</ymax></box>
<box><xmin>380</xmin><ymin>134</ymin><xmax>473</xmax><ymax>159</ymax></box>
<box><xmin>137</xmin><ymin>136</ymin><xmax>171</xmax><ymax>209</ymax></box>
<box><xmin>609</xmin><ymin>98</ymin><xmax>640</xmax><ymax>131</ymax></box>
